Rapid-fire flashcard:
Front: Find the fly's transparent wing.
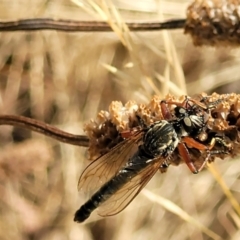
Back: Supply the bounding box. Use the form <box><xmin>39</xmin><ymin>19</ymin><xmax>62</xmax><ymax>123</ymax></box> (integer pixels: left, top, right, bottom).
<box><xmin>97</xmin><ymin>157</ymin><xmax>164</xmax><ymax>217</ymax></box>
<box><xmin>78</xmin><ymin>131</ymin><xmax>143</xmax><ymax>195</ymax></box>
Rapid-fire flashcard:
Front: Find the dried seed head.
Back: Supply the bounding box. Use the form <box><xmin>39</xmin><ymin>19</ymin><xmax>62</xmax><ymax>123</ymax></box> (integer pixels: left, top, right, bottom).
<box><xmin>84</xmin><ymin>101</ymin><xmax>139</xmax><ymax>159</ymax></box>
<box><xmin>85</xmin><ymin>96</ymin><xmax>178</xmax><ymax>159</ymax></box>
<box><xmin>170</xmin><ymin>92</ymin><xmax>240</xmax><ymax>168</ymax></box>
<box><xmin>85</xmin><ymin>93</ymin><xmax>240</xmax><ymax>171</ymax></box>
<box><xmin>210</xmin><ymin>93</ymin><xmax>240</xmax><ymax>158</ymax></box>
<box><xmin>185</xmin><ymin>0</ymin><xmax>240</xmax><ymax>46</ymax></box>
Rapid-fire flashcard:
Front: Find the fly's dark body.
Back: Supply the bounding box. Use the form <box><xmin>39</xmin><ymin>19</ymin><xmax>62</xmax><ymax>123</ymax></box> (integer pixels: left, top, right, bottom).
<box><xmin>142</xmin><ymin>120</ymin><xmax>179</xmax><ymax>157</ymax></box>
<box><xmin>74</xmin><ymin>97</ymin><xmax>226</xmax><ymax>223</ymax></box>
<box><xmin>74</xmin><ymin>149</ymin><xmax>149</xmax><ymax>222</ymax></box>
<box><xmin>74</xmin><ymin>120</ymin><xmax>178</xmax><ymax>222</ymax></box>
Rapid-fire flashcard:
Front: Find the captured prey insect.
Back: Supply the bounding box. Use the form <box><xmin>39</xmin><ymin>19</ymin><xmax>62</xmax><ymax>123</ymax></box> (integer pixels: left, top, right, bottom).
<box><xmin>74</xmin><ymin>96</ymin><xmax>230</xmax><ymax>223</ymax></box>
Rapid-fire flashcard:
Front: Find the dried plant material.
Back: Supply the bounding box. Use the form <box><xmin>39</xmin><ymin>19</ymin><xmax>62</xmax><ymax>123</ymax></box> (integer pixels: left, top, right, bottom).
<box><xmin>0</xmin><ymin>139</ymin><xmax>54</xmax><ymax>181</ymax></box>
<box><xmin>85</xmin><ymin>93</ymin><xmax>240</xmax><ymax>171</ymax></box>
<box><xmin>185</xmin><ymin>0</ymin><xmax>240</xmax><ymax>46</ymax></box>
<box><xmin>83</xmin><ymin>95</ymin><xmax>166</xmax><ymax>159</ymax></box>
<box><xmin>85</xmin><ymin>95</ymin><xmax>179</xmax><ymax>159</ymax></box>
<box><xmin>3</xmin><ymin>188</ymin><xmax>44</xmax><ymax>234</ymax></box>
<box><xmin>142</xmin><ymin>189</ymin><xmax>222</xmax><ymax>240</ymax></box>
<box><xmin>2</xmin><ymin>0</ymin><xmax>240</xmax><ymax>48</ymax></box>
<box><xmin>1</xmin><ymin>0</ymin><xmax>240</xmax><ymax>239</ymax></box>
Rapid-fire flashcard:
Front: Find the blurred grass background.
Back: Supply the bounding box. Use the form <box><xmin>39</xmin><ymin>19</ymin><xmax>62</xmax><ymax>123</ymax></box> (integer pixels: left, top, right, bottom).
<box><xmin>0</xmin><ymin>0</ymin><xmax>240</xmax><ymax>239</ymax></box>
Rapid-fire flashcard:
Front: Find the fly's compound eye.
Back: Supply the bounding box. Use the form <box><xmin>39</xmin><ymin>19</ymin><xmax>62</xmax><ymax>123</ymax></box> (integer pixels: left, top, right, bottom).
<box><xmin>180</xmin><ymin>116</ymin><xmax>194</xmax><ymax>134</ymax></box>
<box><xmin>143</xmin><ymin>120</ymin><xmax>179</xmax><ymax>157</ymax></box>
<box><xmin>174</xmin><ymin>107</ymin><xmax>186</xmax><ymax>119</ymax></box>
<box><xmin>183</xmin><ymin>117</ymin><xmax>192</xmax><ymax>128</ymax></box>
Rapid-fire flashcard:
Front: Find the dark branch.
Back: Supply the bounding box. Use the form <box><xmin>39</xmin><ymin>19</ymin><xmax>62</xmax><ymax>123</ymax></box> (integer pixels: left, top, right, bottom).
<box><xmin>0</xmin><ymin>18</ymin><xmax>186</xmax><ymax>32</ymax></box>
<box><xmin>0</xmin><ymin>115</ymin><xmax>89</xmax><ymax>147</ymax></box>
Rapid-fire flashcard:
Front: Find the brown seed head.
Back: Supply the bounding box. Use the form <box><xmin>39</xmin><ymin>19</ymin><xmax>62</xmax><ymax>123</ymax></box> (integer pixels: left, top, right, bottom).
<box><xmin>84</xmin><ymin>93</ymin><xmax>240</xmax><ymax>171</ymax></box>
<box><xmin>185</xmin><ymin>0</ymin><xmax>240</xmax><ymax>46</ymax></box>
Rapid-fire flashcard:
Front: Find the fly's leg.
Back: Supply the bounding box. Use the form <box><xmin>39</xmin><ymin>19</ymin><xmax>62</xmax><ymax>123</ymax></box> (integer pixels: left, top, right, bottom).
<box><xmin>160</xmin><ymin>100</ymin><xmax>173</xmax><ymax>120</ymax></box>
<box><xmin>121</xmin><ymin>129</ymin><xmax>138</xmax><ymax>139</ymax></box>
<box><xmin>160</xmin><ymin>97</ymin><xmax>189</xmax><ymax>120</ymax></box>
<box><xmin>197</xmin><ymin>137</ymin><xmax>232</xmax><ymax>172</ymax></box>
<box><xmin>159</xmin><ymin>160</ymin><xmax>171</xmax><ymax>173</ymax></box>
<box><xmin>177</xmin><ymin>142</ymin><xmax>198</xmax><ymax>174</ymax></box>
<box><xmin>160</xmin><ymin>96</ymin><xmax>205</xmax><ymax>121</ymax></box>
<box><xmin>120</xmin><ymin>115</ymin><xmax>146</xmax><ymax>139</ymax></box>
<box><xmin>180</xmin><ymin>136</ymin><xmax>214</xmax><ymax>173</ymax></box>
<box><xmin>180</xmin><ymin>136</ymin><xmax>232</xmax><ymax>173</ymax></box>
<box><xmin>160</xmin><ymin>97</ymin><xmax>190</xmax><ymax>120</ymax></box>
<box><xmin>162</xmin><ymin>95</ymin><xmax>223</xmax><ymax>112</ymax></box>
<box><xmin>161</xmin><ymin>96</ymin><xmax>200</xmax><ymax>108</ymax></box>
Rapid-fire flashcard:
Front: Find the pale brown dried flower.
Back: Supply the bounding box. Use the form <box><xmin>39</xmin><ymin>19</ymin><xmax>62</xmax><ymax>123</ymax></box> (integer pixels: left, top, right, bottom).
<box><xmin>84</xmin><ymin>93</ymin><xmax>240</xmax><ymax>172</ymax></box>
<box><xmin>85</xmin><ymin>95</ymin><xmax>184</xmax><ymax>160</ymax></box>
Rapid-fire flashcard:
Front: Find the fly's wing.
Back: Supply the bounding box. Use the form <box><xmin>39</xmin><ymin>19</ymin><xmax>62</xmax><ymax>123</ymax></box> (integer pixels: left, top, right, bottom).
<box><xmin>97</xmin><ymin>157</ymin><xmax>164</xmax><ymax>217</ymax></box>
<box><xmin>78</xmin><ymin>131</ymin><xmax>143</xmax><ymax>195</ymax></box>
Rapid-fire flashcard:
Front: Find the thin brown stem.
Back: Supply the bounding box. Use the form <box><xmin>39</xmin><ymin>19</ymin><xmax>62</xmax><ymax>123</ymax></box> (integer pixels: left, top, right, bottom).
<box><xmin>0</xmin><ymin>115</ymin><xmax>89</xmax><ymax>147</ymax></box>
<box><xmin>0</xmin><ymin>18</ymin><xmax>186</xmax><ymax>32</ymax></box>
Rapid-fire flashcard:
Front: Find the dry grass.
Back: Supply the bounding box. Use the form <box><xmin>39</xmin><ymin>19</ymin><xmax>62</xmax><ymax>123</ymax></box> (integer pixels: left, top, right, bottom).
<box><xmin>0</xmin><ymin>0</ymin><xmax>240</xmax><ymax>240</ymax></box>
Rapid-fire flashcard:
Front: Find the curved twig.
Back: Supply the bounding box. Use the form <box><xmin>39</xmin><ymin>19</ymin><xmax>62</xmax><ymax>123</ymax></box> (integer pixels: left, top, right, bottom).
<box><xmin>0</xmin><ymin>115</ymin><xmax>89</xmax><ymax>147</ymax></box>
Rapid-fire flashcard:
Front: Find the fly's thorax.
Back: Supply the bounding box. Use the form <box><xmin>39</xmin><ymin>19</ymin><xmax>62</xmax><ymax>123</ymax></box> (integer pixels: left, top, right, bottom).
<box><xmin>142</xmin><ymin>120</ymin><xmax>179</xmax><ymax>157</ymax></box>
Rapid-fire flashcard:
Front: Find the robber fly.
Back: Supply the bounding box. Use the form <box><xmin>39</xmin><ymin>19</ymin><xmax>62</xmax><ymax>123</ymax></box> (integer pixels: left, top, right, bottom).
<box><xmin>74</xmin><ymin>96</ymin><xmax>227</xmax><ymax>223</ymax></box>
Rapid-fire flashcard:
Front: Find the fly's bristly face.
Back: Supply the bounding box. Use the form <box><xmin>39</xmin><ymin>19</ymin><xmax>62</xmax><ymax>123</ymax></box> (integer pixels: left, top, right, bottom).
<box><xmin>172</xmin><ymin>103</ymin><xmax>207</xmax><ymax>138</ymax></box>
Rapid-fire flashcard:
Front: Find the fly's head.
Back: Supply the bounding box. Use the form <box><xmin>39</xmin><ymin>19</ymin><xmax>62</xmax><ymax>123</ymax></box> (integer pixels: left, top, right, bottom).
<box><xmin>173</xmin><ymin>104</ymin><xmax>208</xmax><ymax>138</ymax></box>
<box><xmin>142</xmin><ymin>120</ymin><xmax>179</xmax><ymax>158</ymax></box>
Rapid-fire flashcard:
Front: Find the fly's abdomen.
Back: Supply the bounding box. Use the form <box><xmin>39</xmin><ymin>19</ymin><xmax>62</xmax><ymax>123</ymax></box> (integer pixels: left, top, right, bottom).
<box><xmin>74</xmin><ymin>162</ymin><xmax>140</xmax><ymax>223</ymax></box>
<box><xmin>74</xmin><ymin>198</ymin><xmax>96</xmax><ymax>222</ymax></box>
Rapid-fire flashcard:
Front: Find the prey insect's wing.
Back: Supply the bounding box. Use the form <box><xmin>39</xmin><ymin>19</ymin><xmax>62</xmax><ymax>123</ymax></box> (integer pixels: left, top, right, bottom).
<box><xmin>98</xmin><ymin>157</ymin><xmax>163</xmax><ymax>217</ymax></box>
<box><xmin>78</xmin><ymin>131</ymin><xmax>143</xmax><ymax>195</ymax></box>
